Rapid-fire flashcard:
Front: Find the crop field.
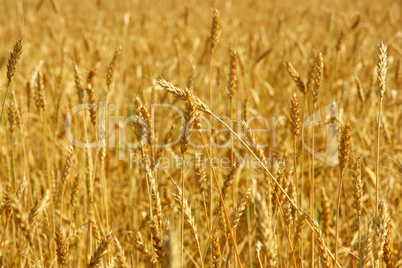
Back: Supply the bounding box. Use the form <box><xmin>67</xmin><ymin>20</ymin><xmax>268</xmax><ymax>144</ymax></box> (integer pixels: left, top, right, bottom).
<box><xmin>0</xmin><ymin>0</ymin><xmax>401</xmax><ymax>267</ymax></box>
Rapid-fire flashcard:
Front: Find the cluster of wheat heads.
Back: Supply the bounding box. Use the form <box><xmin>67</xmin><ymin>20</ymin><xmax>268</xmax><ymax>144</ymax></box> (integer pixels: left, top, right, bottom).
<box><xmin>0</xmin><ymin>0</ymin><xmax>401</xmax><ymax>267</ymax></box>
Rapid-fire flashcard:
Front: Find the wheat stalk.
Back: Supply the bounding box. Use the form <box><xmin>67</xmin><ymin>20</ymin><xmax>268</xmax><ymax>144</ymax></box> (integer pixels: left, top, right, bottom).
<box><xmin>353</xmin><ymin>157</ymin><xmax>363</xmax><ymax>250</ymax></box>
<box><xmin>85</xmin><ymin>69</ymin><xmax>97</xmax><ymax>128</ymax></box>
<box><xmin>335</xmin><ymin>121</ymin><xmax>352</xmax><ymax>265</ymax></box>
<box><xmin>382</xmin><ymin>210</ymin><xmax>393</xmax><ymax>268</ymax></box>
<box><xmin>209</xmin><ymin>8</ymin><xmax>220</xmax><ymax>54</ymax></box>
<box><xmin>375</xmin><ymin>42</ymin><xmax>387</xmax><ymax>217</ymax></box>
<box><xmin>0</xmin><ymin>39</ymin><xmax>23</xmax><ymax>127</ymax></box>
<box><xmin>230</xmin><ymin>188</ymin><xmax>251</xmax><ymax>232</ymax></box>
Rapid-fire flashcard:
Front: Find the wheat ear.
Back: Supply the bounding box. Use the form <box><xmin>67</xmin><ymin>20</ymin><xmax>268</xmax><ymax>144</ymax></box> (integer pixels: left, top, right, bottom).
<box><xmin>55</xmin><ymin>223</ymin><xmax>69</xmax><ymax>268</ymax></box>
<box><xmin>311</xmin><ymin>219</ymin><xmax>332</xmax><ymax>268</ymax></box>
<box><xmin>106</xmin><ymin>46</ymin><xmax>122</xmax><ymax>95</ymax></box>
<box><xmin>1</xmin><ymin>39</ymin><xmax>23</xmax><ymax>127</ymax></box>
<box><xmin>285</xmin><ymin>61</ymin><xmax>306</xmax><ymax>94</ymax></box>
<box><xmin>209</xmin><ymin>8</ymin><xmax>220</xmax><ymax>54</ymax></box>
<box><xmin>373</xmin><ymin>201</ymin><xmax>388</xmax><ymax>265</ymax></box>
<box><xmin>382</xmin><ymin>209</ymin><xmax>393</xmax><ymax>268</ymax></box>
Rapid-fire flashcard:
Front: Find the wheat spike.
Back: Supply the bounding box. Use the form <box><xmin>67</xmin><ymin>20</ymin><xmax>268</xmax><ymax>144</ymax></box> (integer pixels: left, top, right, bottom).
<box><xmin>358</xmin><ymin>222</ymin><xmax>373</xmax><ymax>268</ymax></box>
<box><xmin>313</xmin><ymin>52</ymin><xmax>324</xmax><ymax>104</ymax></box>
<box><xmin>382</xmin><ymin>210</ymin><xmax>393</xmax><ymax>268</ymax></box>
<box><xmin>336</xmin><ymin>31</ymin><xmax>345</xmax><ymax>52</ymax></box>
<box><xmin>8</xmin><ymin>191</ymin><xmax>31</xmax><ymax>243</ymax></box>
<box><xmin>7</xmin><ymin>89</ymin><xmax>21</xmax><ymax>134</ymax></box>
<box><xmin>377</xmin><ymin>42</ymin><xmax>388</xmax><ymax>100</ymax></box>
<box><xmin>88</xmin><ymin>231</ymin><xmax>113</xmax><ymax>268</ymax></box>
<box><xmin>311</xmin><ymin>220</ymin><xmax>332</xmax><ymax>268</ymax></box>
<box><xmin>28</xmin><ymin>200</ymin><xmax>40</xmax><ymax>227</ymax></box>
<box><xmin>241</xmin><ymin>120</ymin><xmax>266</xmax><ymax>164</ymax></box>
<box><xmin>55</xmin><ymin>223</ymin><xmax>69</xmax><ymax>268</ymax></box>
<box><xmin>144</xmin><ymin>159</ymin><xmax>163</xmax><ymax>228</ymax></box>
<box><xmin>395</xmin><ymin>59</ymin><xmax>402</xmax><ymax>87</ymax></box>
<box><xmin>373</xmin><ymin>201</ymin><xmax>389</xmax><ymax>260</ymax></box>
<box><xmin>186</xmin><ymin>64</ymin><xmax>195</xmax><ymax>90</ymax></box>
<box><xmin>285</xmin><ymin>61</ymin><xmax>306</xmax><ymax>94</ymax></box>
<box><xmin>158</xmin><ymin>78</ymin><xmax>211</xmax><ymax>113</ymax></box>
<box><xmin>290</xmin><ymin>92</ymin><xmax>301</xmax><ymax>137</ymax></box>
<box><xmin>209</xmin><ymin>8</ymin><xmax>220</xmax><ymax>53</ymax></box>
<box><xmin>74</xmin><ymin>65</ymin><xmax>85</xmax><ymax>104</ymax></box>
<box><xmin>148</xmin><ymin>216</ymin><xmax>165</xmax><ymax>267</ymax></box>
<box><xmin>321</xmin><ymin>187</ymin><xmax>330</xmax><ymax>237</ymax></box>
<box><xmin>106</xmin><ymin>46</ymin><xmax>122</xmax><ymax>92</ymax></box>
<box><xmin>218</xmin><ymin>162</ymin><xmax>241</xmax><ymax>213</ymax></box>
<box><xmin>350</xmin><ymin>14</ymin><xmax>361</xmax><ymax>31</ymax></box>
<box><xmin>294</xmin><ymin>212</ymin><xmax>306</xmax><ymax>249</ymax></box>
<box><xmin>114</xmin><ymin>236</ymin><xmax>128</xmax><ymax>268</ymax></box>
<box><xmin>70</xmin><ymin>174</ymin><xmax>80</xmax><ymax>216</ymax></box>
<box><xmin>227</xmin><ymin>49</ymin><xmax>238</xmax><ymax>100</ymax></box>
<box><xmin>231</xmin><ymin>188</ymin><xmax>251</xmax><ymax>231</ymax></box>
<box><xmin>7</xmin><ymin>38</ymin><xmax>23</xmax><ymax>85</ymax></box>
<box><xmin>135</xmin><ymin>231</ymin><xmax>151</xmax><ymax>257</ymax></box>
<box><xmin>34</xmin><ymin>71</ymin><xmax>46</xmax><ymax>111</ymax></box>
<box><xmin>61</xmin><ymin>145</ymin><xmax>74</xmax><ymax>185</ymax></box>
<box><xmin>86</xmin><ymin>69</ymin><xmax>97</xmax><ymax>127</ymax></box>
<box><xmin>66</xmin><ymin>222</ymin><xmax>87</xmax><ymax>245</ymax></box>
<box><xmin>212</xmin><ymin>228</ymin><xmax>221</xmax><ymax>268</ymax></box>
<box><xmin>194</xmin><ymin>158</ymin><xmax>207</xmax><ymax>194</ymax></box>
<box><xmin>353</xmin><ymin>157</ymin><xmax>363</xmax><ymax>218</ymax></box>
<box><xmin>89</xmin><ymin>210</ymin><xmax>101</xmax><ymax>244</ymax></box>
<box><xmin>339</xmin><ymin>121</ymin><xmax>352</xmax><ymax>174</ymax></box>
<box><xmin>153</xmin><ymin>124</ymin><xmax>175</xmax><ymax>168</ymax></box>
<box><xmin>283</xmin><ymin>201</ymin><xmax>293</xmax><ymax>227</ymax></box>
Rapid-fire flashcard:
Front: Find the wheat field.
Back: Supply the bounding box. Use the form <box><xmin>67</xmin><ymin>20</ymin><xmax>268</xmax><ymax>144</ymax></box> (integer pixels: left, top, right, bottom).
<box><xmin>0</xmin><ymin>0</ymin><xmax>401</xmax><ymax>267</ymax></box>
